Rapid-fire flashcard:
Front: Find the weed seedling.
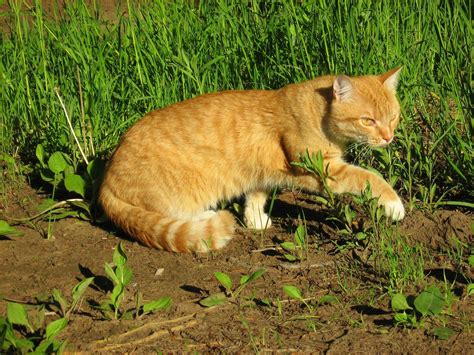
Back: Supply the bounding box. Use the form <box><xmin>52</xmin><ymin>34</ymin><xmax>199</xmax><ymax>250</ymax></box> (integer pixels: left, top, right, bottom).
<box><xmin>200</xmin><ymin>269</ymin><xmax>266</xmax><ymax>307</ymax></box>
<box><xmin>51</xmin><ymin>277</ymin><xmax>95</xmax><ymax>319</ymax></box>
<box><xmin>280</xmin><ymin>223</ymin><xmax>308</xmax><ymax>261</ymax></box>
<box><xmin>97</xmin><ymin>242</ymin><xmax>171</xmax><ymax>319</ymax></box>
<box><xmin>390</xmin><ymin>285</ymin><xmax>457</xmax><ymax>339</ymax></box>
<box><xmin>0</xmin><ymin>302</ymin><xmax>67</xmax><ymax>353</ymax></box>
<box><xmin>0</xmin><ymin>220</ymin><xmax>22</xmax><ymax>237</ymax></box>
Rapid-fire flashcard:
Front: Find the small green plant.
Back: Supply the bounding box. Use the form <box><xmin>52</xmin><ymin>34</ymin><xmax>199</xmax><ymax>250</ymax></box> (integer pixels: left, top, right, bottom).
<box><xmin>51</xmin><ymin>277</ymin><xmax>95</xmax><ymax>319</ymax></box>
<box><xmin>0</xmin><ymin>220</ymin><xmax>22</xmax><ymax>237</ymax></box>
<box><xmin>200</xmin><ymin>269</ymin><xmax>266</xmax><ymax>307</ymax></box>
<box><xmin>282</xmin><ymin>285</ymin><xmax>315</xmax><ymax>313</ymax></box>
<box><xmin>293</xmin><ymin>150</ymin><xmax>390</xmax><ymax>253</ymax></box>
<box><xmin>0</xmin><ymin>274</ymin><xmax>95</xmax><ymax>352</ymax></box>
<box><xmin>280</xmin><ymin>223</ymin><xmax>308</xmax><ymax>261</ymax></box>
<box><xmin>390</xmin><ymin>285</ymin><xmax>457</xmax><ymax>339</ymax></box>
<box><xmin>283</xmin><ymin>285</ymin><xmax>338</xmax><ymax>314</ymax></box>
<box><xmin>0</xmin><ymin>302</ymin><xmax>67</xmax><ymax>353</ymax></box>
<box><xmin>97</xmin><ymin>242</ymin><xmax>171</xmax><ymax>319</ymax></box>
<box><xmin>35</xmin><ymin>143</ymin><xmax>105</xmax><ymax>222</ymax></box>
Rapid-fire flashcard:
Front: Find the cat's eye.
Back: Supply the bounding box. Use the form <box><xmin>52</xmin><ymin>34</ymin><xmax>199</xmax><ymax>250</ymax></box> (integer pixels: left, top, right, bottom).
<box><xmin>360</xmin><ymin>117</ymin><xmax>376</xmax><ymax>126</ymax></box>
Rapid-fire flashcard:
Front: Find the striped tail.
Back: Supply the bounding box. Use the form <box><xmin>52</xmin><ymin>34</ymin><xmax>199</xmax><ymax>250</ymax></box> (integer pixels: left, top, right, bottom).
<box><xmin>99</xmin><ymin>186</ymin><xmax>235</xmax><ymax>253</ymax></box>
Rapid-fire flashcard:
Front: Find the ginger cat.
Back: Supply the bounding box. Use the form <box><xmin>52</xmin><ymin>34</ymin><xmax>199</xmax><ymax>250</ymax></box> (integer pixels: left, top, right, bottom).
<box><xmin>99</xmin><ymin>68</ymin><xmax>405</xmax><ymax>253</ymax></box>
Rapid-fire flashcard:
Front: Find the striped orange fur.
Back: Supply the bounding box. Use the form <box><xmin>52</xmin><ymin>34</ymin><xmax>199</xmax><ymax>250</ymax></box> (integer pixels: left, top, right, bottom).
<box><xmin>99</xmin><ymin>68</ymin><xmax>405</xmax><ymax>253</ymax></box>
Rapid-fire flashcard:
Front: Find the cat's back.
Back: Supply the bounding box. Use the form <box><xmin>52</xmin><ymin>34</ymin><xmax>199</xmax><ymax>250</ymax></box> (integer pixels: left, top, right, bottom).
<box><xmin>118</xmin><ymin>89</ymin><xmax>282</xmax><ymax>148</ymax></box>
<box><xmin>136</xmin><ymin>89</ymin><xmax>277</xmax><ymax>126</ymax></box>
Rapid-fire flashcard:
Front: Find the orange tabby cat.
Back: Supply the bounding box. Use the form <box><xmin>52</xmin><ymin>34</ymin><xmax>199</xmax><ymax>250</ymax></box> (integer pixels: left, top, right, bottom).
<box><xmin>99</xmin><ymin>68</ymin><xmax>405</xmax><ymax>253</ymax></box>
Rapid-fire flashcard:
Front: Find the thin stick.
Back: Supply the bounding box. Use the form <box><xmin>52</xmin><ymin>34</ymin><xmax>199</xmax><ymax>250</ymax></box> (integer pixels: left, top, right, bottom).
<box><xmin>93</xmin><ymin>305</ymin><xmax>221</xmax><ymax>346</ymax></box>
<box><xmin>54</xmin><ymin>87</ymin><xmax>89</xmax><ymax>165</ymax></box>
<box><xmin>4</xmin><ymin>198</ymin><xmax>84</xmax><ymax>222</ymax></box>
<box><xmin>94</xmin><ymin>320</ymin><xmax>198</xmax><ymax>351</ymax></box>
<box><xmin>76</xmin><ymin>67</ymin><xmax>89</xmax><ymax>157</ymax></box>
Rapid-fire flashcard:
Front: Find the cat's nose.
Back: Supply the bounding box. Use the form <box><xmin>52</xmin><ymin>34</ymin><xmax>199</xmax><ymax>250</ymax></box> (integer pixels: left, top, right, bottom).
<box><xmin>380</xmin><ymin>130</ymin><xmax>393</xmax><ymax>143</ymax></box>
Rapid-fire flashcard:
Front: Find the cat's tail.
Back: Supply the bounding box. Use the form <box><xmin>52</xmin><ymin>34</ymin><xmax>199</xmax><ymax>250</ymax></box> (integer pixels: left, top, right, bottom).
<box><xmin>99</xmin><ymin>186</ymin><xmax>235</xmax><ymax>253</ymax></box>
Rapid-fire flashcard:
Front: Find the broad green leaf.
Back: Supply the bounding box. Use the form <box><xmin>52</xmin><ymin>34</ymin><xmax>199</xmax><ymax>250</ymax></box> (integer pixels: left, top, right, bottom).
<box><xmin>414</xmin><ymin>286</ymin><xmax>445</xmax><ymax>316</ymax></box>
<box><xmin>34</xmin><ymin>338</ymin><xmax>61</xmax><ymax>353</ymax></box>
<box><xmin>394</xmin><ymin>311</ymin><xmax>408</xmax><ymax>324</ymax></box>
<box><xmin>71</xmin><ymin>277</ymin><xmax>94</xmax><ymax>305</ymax></box>
<box><xmin>35</xmin><ymin>144</ymin><xmax>45</xmax><ymax>166</ymax></box>
<box><xmin>318</xmin><ymin>295</ymin><xmax>338</xmax><ymax>305</ymax></box>
<box><xmin>40</xmin><ymin>169</ymin><xmax>55</xmax><ymax>183</ymax></box>
<box><xmin>142</xmin><ymin>296</ymin><xmax>172</xmax><ymax>313</ymax></box>
<box><xmin>468</xmin><ymin>255</ymin><xmax>474</xmax><ymax>267</ymax></box>
<box><xmin>110</xmin><ymin>284</ymin><xmax>125</xmax><ymax>306</ymax></box>
<box><xmin>68</xmin><ymin>200</ymin><xmax>91</xmax><ymax>213</ymax></box>
<box><xmin>239</xmin><ymin>275</ymin><xmax>249</xmax><ymax>285</ymax></box>
<box><xmin>0</xmin><ymin>317</ymin><xmax>17</xmax><ymax>348</ymax></box>
<box><xmin>87</xmin><ymin>159</ymin><xmax>106</xmax><ymax>180</ymax></box>
<box><xmin>113</xmin><ymin>242</ymin><xmax>128</xmax><ymax>267</ymax></box>
<box><xmin>199</xmin><ymin>292</ymin><xmax>227</xmax><ymax>307</ymax></box>
<box><xmin>314</xmin><ymin>196</ymin><xmax>329</xmax><ymax>205</ymax></box>
<box><xmin>295</xmin><ymin>224</ymin><xmax>305</xmax><ymax>246</ymax></box>
<box><xmin>0</xmin><ymin>220</ymin><xmax>22</xmax><ymax>237</ymax></box>
<box><xmin>48</xmin><ymin>152</ymin><xmax>68</xmax><ymax>174</ymax></box>
<box><xmin>0</xmin><ymin>154</ymin><xmax>14</xmax><ymax>165</ymax></box>
<box><xmin>283</xmin><ymin>285</ymin><xmax>302</xmax><ymax>300</ymax></box>
<box><xmin>214</xmin><ymin>272</ymin><xmax>233</xmax><ymax>291</ymax></box>
<box><xmin>64</xmin><ymin>173</ymin><xmax>86</xmax><ymax>197</ymax></box>
<box><xmin>45</xmin><ymin>318</ymin><xmax>68</xmax><ymax>339</ymax></box>
<box><xmin>12</xmin><ymin>337</ymin><xmax>34</xmax><ymax>350</ymax></box>
<box><xmin>243</xmin><ymin>269</ymin><xmax>265</xmax><ymax>285</ymax></box>
<box><xmin>466</xmin><ymin>283</ymin><xmax>474</xmax><ymax>296</ymax></box>
<box><xmin>52</xmin><ymin>289</ymin><xmax>68</xmax><ymax>315</ymax></box>
<box><xmin>280</xmin><ymin>242</ymin><xmax>296</xmax><ymax>251</ymax></box>
<box><xmin>63</xmin><ymin>164</ymin><xmax>75</xmax><ymax>176</ymax></box>
<box><xmin>7</xmin><ymin>303</ymin><xmax>32</xmax><ymax>332</ymax></box>
<box><xmin>391</xmin><ymin>293</ymin><xmax>412</xmax><ymax>311</ymax></box>
<box><xmin>433</xmin><ymin>327</ymin><xmax>456</xmax><ymax>340</ymax></box>
<box><xmin>104</xmin><ymin>263</ymin><xmax>119</xmax><ymax>284</ymax></box>
<box><xmin>116</xmin><ymin>265</ymin><xmax>133</xmax><ymax>286</ymax></box>
<box><xmin>284</xmin><ymin>253</ymin><xmax>297</xmax><ymax>261</ymax></box>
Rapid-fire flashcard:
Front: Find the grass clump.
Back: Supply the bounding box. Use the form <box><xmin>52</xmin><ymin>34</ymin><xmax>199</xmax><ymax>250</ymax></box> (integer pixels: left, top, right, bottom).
<box><xmin>0</xmin><ymin>1</ymin><xmax>471</xmax><ymax>212</ymax></box>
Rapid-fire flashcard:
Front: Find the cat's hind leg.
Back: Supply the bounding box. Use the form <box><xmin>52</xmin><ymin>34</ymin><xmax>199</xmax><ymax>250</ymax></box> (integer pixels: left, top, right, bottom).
<box><xmin>244</xmin><ymin>191</ymin><xmax>272</xmax><ymax>230</ymax></box>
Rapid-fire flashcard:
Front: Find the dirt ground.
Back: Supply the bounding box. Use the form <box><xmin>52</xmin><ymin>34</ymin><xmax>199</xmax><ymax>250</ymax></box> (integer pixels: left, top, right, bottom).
<box><xmin>1</xmin><ymin>182</ymin><xmax>472</xmax><ymax>353</ymax></box>
<box><xmin>1</xmin><ymin>1</ymin><xmax>473</xmax><ymax>353</ymax></box>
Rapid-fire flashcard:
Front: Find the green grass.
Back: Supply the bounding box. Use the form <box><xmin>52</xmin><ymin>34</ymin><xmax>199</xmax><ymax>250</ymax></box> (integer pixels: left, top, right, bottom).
<box><xmin>1</xmin><ymin>0</ymin><xmax>471</xmax><ymax>208</ymax></box>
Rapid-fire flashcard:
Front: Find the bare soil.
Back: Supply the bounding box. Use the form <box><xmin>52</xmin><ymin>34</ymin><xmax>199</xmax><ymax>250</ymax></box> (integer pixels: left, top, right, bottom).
<box><xmin>1</xmin><ymin>182</ymin><xmax>473</xmax><ymax>353</ymax></box>
<box><xmin>1</xmin><ymin>2</ymin><xmax>473</xmax><ymax>352</ymax></box>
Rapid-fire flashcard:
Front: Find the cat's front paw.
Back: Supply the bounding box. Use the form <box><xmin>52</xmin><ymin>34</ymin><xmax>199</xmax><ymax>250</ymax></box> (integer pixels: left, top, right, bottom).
<box><xmin>244</xmin><ymin>213</ymin><xmax>272</xmax><ymax>230</ymax></box>
<box><xmin>382</xmin><ymin>197</ymin><xmax>405</xmax><ymax>221</ymax></box>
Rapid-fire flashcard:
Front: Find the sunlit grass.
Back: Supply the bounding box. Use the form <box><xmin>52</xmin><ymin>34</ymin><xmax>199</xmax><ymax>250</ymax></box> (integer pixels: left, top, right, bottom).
<box><xmin>1</xmin><ymin>1</ymin><xmax>470</xmax><ymax>209</ymax></box>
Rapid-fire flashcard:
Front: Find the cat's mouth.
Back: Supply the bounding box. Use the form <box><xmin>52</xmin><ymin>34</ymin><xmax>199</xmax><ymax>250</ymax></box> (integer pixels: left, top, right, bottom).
<box><xmin>366</xmin><ymin>139</ymin><xmax>392</xmax><ymax>148</ymax></box>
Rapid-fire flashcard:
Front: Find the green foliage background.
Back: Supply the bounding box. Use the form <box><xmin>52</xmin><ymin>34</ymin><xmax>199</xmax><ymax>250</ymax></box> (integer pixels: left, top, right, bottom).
<box><xmin>0</xmin><ymin>0</ymin><xmax>472</xmax><ymax>205</ymax></box>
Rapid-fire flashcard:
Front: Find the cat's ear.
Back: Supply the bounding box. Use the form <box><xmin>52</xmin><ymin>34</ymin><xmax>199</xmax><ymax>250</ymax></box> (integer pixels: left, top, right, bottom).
<box><xmin>333</xmin><ymin>75</ymin><xmax>353</xmax><ymax>102</ymax></box>
<box><xmin>380</xmin><ymin>66</ymin><xmax>402</xmax><ymax>92</ymax></box>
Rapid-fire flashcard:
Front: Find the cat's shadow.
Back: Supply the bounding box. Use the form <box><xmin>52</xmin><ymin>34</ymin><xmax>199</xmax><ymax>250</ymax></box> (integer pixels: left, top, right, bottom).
<box><xmin>266</xmin><ymin>193</ymin><xmax>333</xmax><ymax>240</ymax></box>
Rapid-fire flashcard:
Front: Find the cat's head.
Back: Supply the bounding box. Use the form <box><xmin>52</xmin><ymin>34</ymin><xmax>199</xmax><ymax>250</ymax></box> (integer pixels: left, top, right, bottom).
<box><xmin>328</xmin><ymin>67</ymin><xmax>402</xmax><ymax>147</ymax></box>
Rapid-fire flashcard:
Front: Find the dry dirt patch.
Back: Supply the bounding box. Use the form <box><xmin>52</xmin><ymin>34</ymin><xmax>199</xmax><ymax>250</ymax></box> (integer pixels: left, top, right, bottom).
<box><xmin>1</xmin><ymin>185</ymin><xmax>472</xmax><ymax>352</ymax></box>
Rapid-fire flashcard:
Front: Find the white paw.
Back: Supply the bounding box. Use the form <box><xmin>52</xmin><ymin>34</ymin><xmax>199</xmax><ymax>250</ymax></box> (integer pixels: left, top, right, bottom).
<box><xmin>244</xmin><ymin>213</ymin><xmax>272</xmax><ymax>230</ymax></box>
<box><xmin>383</xmin><ymin>198</ymin><xmax>405</xmax><ymax>221</ymax></box>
